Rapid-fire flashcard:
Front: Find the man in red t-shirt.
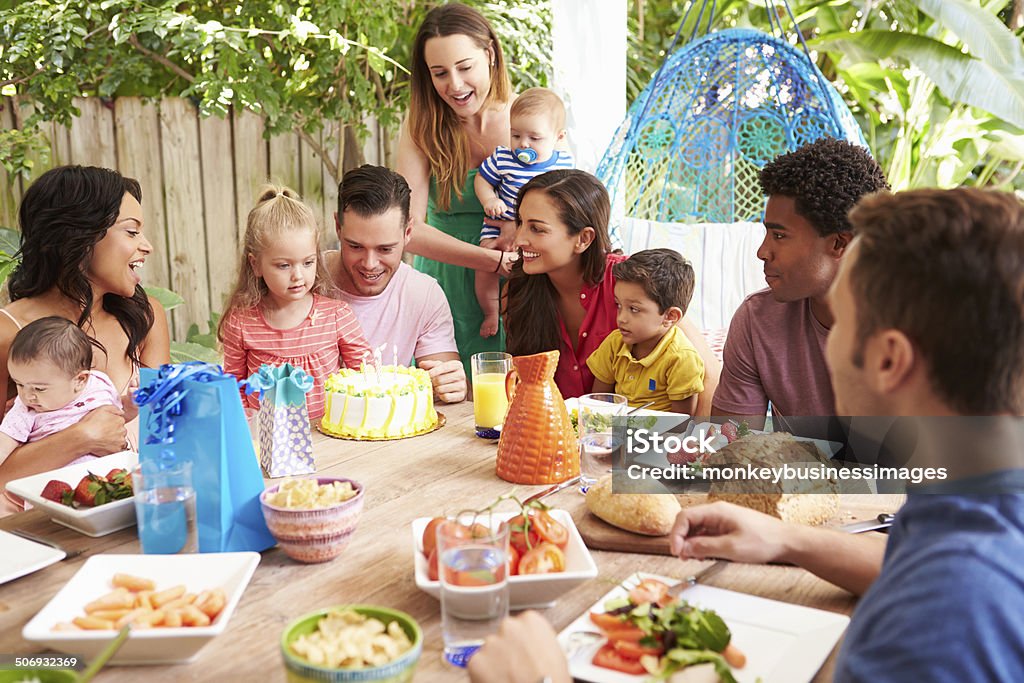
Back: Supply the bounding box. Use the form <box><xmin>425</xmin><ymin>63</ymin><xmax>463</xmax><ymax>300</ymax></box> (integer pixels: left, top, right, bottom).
<box><xmin>712</xmin><ymin>138</ymin><xmax>889</xmax><ymax>436</ymax></box>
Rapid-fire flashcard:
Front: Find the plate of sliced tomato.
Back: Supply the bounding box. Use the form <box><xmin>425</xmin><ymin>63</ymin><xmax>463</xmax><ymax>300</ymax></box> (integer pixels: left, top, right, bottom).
<box><xmin>558</xmin><ymin>572</ymin><xmax>850</xmax><ymax>682</ymax></box>
<box><xmin>411</xmin><ymin>508</ymin><xmax>598</xmax><ymax>609</ymax></box>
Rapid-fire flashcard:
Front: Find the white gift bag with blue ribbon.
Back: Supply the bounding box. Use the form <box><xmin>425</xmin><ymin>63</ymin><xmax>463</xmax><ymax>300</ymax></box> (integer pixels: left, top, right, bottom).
<box><xmin>243</xmin><ymin>363</ymin><xmax>316</xmax><ymax>478</ymax></box>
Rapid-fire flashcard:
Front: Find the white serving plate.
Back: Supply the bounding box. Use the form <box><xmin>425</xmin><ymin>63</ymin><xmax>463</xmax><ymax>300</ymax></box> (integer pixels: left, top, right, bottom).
<box><xmin>564</xmin><ymin>397</ymin><xmax>685</xmax><ymax>420</ymax></box>
<box><xmin>6</xmin><ymin>451</ymin><xmax>138</xmax><ymax>537</ymax></box>
<box><xmin>23</xmin><ymin>552</ymin><xmax>260</xmax><ymax>665</ymax></box>
<box><xmin>560</xmin><ymin>572</ymin><xmax>849</xmax><ymax>683</ymax></box>
<box><xmin>412</xmin><ymin>509</ymin><xmax>598</xmax><ymax>609</ymax></box>
<box><xmin>0</xmin><ymin>530</ymin><xmax>65</xmax><ymax>585</ymax></box>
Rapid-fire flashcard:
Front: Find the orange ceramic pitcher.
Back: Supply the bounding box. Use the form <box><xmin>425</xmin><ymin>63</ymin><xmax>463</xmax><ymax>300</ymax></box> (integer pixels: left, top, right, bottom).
<box><xmin>495</xmin><ymin>351</ymin><xmax>579</xmax><ymax>484</ymax></box>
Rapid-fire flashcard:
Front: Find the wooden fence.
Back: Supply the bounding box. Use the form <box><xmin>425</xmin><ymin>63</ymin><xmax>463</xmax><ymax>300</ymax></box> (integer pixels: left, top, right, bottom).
<box><xmin>0</xmin><ymin>96</ymin><xmax>392</xmax><ymax>339</ymax></box>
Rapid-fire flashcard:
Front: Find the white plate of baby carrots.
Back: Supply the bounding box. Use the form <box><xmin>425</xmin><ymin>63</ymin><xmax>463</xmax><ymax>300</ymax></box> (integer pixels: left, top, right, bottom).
<box><xmin>22</xmin><ymin>553</ymin><xmax>260</xmax><ymax>664</ymax></box>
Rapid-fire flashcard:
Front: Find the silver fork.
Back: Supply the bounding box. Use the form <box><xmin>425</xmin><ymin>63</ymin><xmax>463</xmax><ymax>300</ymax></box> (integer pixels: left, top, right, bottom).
<box><xmin>620</xmin><ymin>561</ymin><xmax>728</xmax><ymax>600</ymax></box>
<box><xmin>563</xmin><ymin>630</ymin><xmax>603</xmax><ymax>660</ymax></box>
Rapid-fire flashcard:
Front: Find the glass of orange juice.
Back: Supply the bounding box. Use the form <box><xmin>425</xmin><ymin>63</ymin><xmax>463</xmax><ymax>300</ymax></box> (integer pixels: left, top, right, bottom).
<box><xmin>471</xmin><ymin>352</ymin><xmax>512</xmax><ymax>436</ymax></box>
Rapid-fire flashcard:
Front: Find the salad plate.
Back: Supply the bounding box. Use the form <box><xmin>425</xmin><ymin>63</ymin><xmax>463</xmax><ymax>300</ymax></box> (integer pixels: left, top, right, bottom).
<box><xmin>558</xmin><ymin>573</ymin><xmax>849</xmax><ymax>682</ymax></box>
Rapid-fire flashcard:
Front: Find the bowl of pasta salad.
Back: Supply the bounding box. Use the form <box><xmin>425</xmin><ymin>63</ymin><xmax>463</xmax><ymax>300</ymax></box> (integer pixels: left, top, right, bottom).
<box><xmin>281</xmin><ymin>605</ymin><xmax>422</xmax><ymax>682</ymax></box>
<box><xmin>259</xmin><ymin>477</ymin><xmax>365</xmax><ymax>563</ymax></box>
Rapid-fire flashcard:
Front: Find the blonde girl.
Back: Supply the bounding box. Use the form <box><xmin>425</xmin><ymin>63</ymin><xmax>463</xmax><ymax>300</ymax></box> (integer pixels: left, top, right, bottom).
<box><xmin>218</xmin><ymin>185</ymin><xmax>371</xmax><ymax>419</ymax></box>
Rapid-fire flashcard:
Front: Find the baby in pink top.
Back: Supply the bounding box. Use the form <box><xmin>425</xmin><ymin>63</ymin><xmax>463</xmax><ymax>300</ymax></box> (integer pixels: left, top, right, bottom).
<box><xmin>0</xmin><ymin>317</ymin><xmax>122</xmax><ymax>467</ymax></box>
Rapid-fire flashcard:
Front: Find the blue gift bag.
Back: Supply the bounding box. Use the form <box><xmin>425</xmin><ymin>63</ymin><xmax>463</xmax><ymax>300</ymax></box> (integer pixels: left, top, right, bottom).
<box><xmin>243</xmin><ymin>363</ymin><xmax>316</xmax><ymax>478</ymax></box>
<box><xmin>135</xmin><ymin>362</ymin><xmax>275</xmax><ymax>553</ymax></box>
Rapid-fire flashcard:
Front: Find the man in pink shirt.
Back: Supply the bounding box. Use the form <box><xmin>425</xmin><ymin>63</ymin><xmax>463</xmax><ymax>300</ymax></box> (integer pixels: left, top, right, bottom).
<box><xmin>327</xmin><ymin>165</ymin><xmax>467</xmax><ymax>403</ymax></box>
<box><xmin>713</xmin><ymin>138</ymin><xmax>889</xmax><ymax>436</ymax></box>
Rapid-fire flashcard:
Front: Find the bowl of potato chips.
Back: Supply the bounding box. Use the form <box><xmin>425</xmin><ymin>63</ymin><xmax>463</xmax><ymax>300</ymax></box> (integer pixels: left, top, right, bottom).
<box><xmin>281</xmin><ymin>605</ymin><xmax>421</xmax><ymax>683</ymax></box>
<box><xmin>260</xmin><ymin>477</ymin><xmax>365</xmax><ymax>563</ymax></box>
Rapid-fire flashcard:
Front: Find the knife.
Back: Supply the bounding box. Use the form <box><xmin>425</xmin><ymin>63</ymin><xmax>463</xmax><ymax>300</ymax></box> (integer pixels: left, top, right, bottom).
<box><xmin>523</xmin><ymin>475</ymin><xmax>583</xmax><ymax>505</ymax></box>
<box><xmin>667</xmin><ymin>559</ymin><xmax>728</xmax><ymax>597</ymax></box>
<box><xmin>8</xmin><ymin>528</ymin><xmax>81</xmax><ymax>560</ymax></box>
<box><xmin>839</xmin><ymin>513</ymin><xmax>895</xmax><ymax>534</ymax></box>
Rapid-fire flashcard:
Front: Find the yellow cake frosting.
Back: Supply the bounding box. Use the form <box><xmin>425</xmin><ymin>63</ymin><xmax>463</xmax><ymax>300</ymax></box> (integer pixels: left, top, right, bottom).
<box><xmin>321</xmin><ymin>365</ymin><xmax>438</xmax><ymax>439</ymax></box>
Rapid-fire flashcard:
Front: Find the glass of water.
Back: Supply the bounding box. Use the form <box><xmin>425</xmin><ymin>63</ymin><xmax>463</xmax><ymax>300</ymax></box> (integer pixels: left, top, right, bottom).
<box><xmin>578</xmin><ymin>393</ymin><xmax>629</xmax><ymax>489</ymax></box>
<box><xmin>133</xmin><ymin>460</ymin><xmax>198</xmax><ymax>554</ymax></box>
<box><xmin>437</xmin><ymin>514</ymin><xmax>509</xmax><ymax>668</ymax></box>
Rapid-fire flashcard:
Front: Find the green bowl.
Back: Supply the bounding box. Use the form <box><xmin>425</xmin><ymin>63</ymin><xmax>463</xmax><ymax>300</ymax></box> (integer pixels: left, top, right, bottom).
<box><xmin>0</xmin><ymin>671</ymin><xmax>78</xmax><ymax>683</ymax></box>
<box><xmin>281</xmin><ymin>605</ymin><xmax>422</xmax><ymax>683</ymax></box>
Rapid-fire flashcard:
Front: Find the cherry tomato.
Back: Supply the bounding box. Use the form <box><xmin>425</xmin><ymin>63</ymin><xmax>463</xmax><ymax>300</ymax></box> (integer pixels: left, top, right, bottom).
<box><xmin>508</xmin><ymin>514</ymin><xmax>541</xmax><ymax>556</ymax></box>
<box><xmin>444</xmin><ymin>564</ymin><xmax>506</xmax><ymax>587</ymax></box>
<box><xmin>590</xmin><ymin>612</ymin><xmax>627</xmax><ymax>631</ymax></box>
<box><xmin>467</xmin><ymin>523</ymin><xmax>492</xmax><ymax>540</ymax></box>
<box><xmin>628</xmin><ymin>578</ymin><xmax>671</xmax><ymax>606</ymax></box>
<box><xmin>427</xmin><ymin>548</ymin><xmax>439</xmax><ymax>582</ymax></box>
<box><xmin>530</xmin><ymin>509</ymin><xmax>569</xmax><ymax>547</ymax></box>
<box><xmin>602</xmin><ymin>625</ymin><xmax>647</xmax><ymax>643</ymax></box>
<box><xmin>518</xmin><ymin>542</ymin><xmax>566</xmax><ymax>574</ymax></box>
<box><xmin>613</xmin><ymin>639</ymin><xmax>664</xmax><ymax>660</ymax></box>
<box><xmin>592</xmin><ymin>644</ymin><xmax>645</xmax><ymax>674</ymax></box>
<box><xmin>508</xmin><ymin>544</ymin><xmax>520</xmax><ymax>576</ymax></box>
<box><xmin>422</xmin><ymin>517</ymin><xmax>446</xmax><ymax>557</ymax></box>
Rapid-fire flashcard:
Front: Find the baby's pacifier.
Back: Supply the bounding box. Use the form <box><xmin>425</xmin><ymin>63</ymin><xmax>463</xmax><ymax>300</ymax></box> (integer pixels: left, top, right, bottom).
<box><xmin>515</xmin><ymin>147</ymin><xmax>538</xmax><ymax>164</ymax></box>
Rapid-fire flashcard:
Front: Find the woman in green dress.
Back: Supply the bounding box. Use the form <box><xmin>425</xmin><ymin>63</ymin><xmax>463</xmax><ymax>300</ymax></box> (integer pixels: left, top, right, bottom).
<box><xmin>396</xmin><ymin>3</ymin><xmax>518</xmax><ymax>378</ymax></box>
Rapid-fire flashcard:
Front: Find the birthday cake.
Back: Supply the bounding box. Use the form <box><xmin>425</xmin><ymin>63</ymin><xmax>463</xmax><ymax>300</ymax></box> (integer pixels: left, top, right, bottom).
<box><xmin>320</xmin><ymin>365</ymin><xmax>438</xmax><ymax>439</ymax></box>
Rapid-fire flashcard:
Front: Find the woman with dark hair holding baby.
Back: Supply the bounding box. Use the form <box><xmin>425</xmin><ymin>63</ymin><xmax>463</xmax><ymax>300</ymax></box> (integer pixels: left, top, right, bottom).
<box><xmin>0</xmin><ymin>165</ymin><xmax>170</xmax><ymax>493</ymax></box>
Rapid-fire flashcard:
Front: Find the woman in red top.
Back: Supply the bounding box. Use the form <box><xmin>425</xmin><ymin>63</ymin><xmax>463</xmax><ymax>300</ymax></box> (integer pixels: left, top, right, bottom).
<box><xmin>503</xmin><ymin>170</ymin><xmax>719</xmax><ymax>414</ymax></box>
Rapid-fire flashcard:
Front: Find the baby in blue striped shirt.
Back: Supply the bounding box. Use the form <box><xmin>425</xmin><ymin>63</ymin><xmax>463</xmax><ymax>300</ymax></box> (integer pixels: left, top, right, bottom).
<box><xmin>474</xmin><ymin>87</ymin><xmax>574</xmax><ymax>337</ymax></box>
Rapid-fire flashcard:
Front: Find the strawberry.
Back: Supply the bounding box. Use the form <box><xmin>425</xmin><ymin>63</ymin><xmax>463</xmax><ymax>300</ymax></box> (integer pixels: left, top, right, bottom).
<box><xmin>40</xmin><ymin>480</ymin><xmax>72</xmax><ymax>504</ymax></box>
<box><xmin>721</xmin><ymin>422</ymin><xmax>739</xmax><ymax>443</ymax></box>
<box><xmin>666</xmin><ymin>448</ymin><xmax>698</xmax><ymax>465</ymax></box>
<box><xmin>105</xmin><ymin>468</ymin><xmax>132</xmax><ymax>491</ymax></box>
<box><xmin>73</xmin><ymin>473</ymin><xmax>110</xmax><ymax>507</ymax></box>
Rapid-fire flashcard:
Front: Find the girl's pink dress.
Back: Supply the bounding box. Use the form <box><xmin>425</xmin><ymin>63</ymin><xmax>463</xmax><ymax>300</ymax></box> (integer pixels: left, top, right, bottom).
<box><xmin>220</xmin><ymin>295</ymin><xmax>372</xmax><ymax>420</ymax></box>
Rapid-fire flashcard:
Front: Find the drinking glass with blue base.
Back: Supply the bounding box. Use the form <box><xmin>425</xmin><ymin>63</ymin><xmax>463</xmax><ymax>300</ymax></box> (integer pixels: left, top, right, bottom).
<box><xmin>578</xmin><ymin>393</ymin><xmax>629</xmax><ymax>492</ymax></box>
<box><xmin>438</xmin><ymin>514</ymin><xmax>510</xmax><ymax>668</ymax></box>
<box><xmin>133</xmin><ymin>460</ymin><xmax>198</xmax><ymax>554</ymax></box>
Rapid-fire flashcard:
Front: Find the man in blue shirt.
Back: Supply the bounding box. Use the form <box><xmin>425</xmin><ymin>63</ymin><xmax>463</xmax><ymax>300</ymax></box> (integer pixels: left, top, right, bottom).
<box><xmin>467</xmin><ymin>188</ymin><xmax>1024</xmax><ymax>683</ymax></box>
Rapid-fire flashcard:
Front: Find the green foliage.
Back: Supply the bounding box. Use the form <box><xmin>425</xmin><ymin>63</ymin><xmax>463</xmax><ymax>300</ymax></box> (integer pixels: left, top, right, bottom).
<box><xmin>143</xmin><ymin>285</ymin><xmax>185</xmax><ymax>312</ymax></box>
<box><xmin>0</xmin><ymin>0</ymin><xmax>552</xmax><ymax>182</ymax></box>
<box><xmin>187</xmin><ymin>311</ymin><xmax>220</xmax><ymax>350</ymax></box>
<box><xmin>169</xmin><ymin>340</ymin><xmax>221</xmax><ymax>364</ymax></box>
<box><xmin>0</xmin><ymin>227</ymin><xmax>17</xmax><ymax>292</ymax></box>
<box><xmin>0</xmin><ymin>226</ymin><xmax>19</xmax><ymax>257</ymax></box>
<box><xmin>628</xmin><ymin>0</ymin><xmax>1024</xmax><ymax>191</ymax></box>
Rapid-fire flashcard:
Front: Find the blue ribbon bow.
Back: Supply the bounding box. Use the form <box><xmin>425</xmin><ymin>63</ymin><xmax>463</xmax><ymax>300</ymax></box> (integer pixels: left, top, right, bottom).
<box><xmin>134</xmin><ymin>362</ymin><xmax>230</xmax><ymax>445</ymax></box>
<box><xmin>240</xmin><ymin>363</ymin><xmax>314</xmax><ymax>401</ymax></box>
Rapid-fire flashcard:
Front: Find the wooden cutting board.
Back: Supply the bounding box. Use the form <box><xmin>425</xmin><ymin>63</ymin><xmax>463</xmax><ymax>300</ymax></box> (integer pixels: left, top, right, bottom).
<box><xmin>566</xmin><ymin>493</ymin><xmax>907</xmax><ymax>557</ymax></box>
<box><xmin>568</xmin><ymin>496</ymin><xmax>675</xmax><ymax>555</ymax></box>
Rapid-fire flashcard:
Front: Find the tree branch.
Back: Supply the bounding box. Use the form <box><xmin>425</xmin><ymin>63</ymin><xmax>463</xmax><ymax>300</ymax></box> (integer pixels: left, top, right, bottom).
<box><xmin>128</xmin><ymin>34</ymin><xmax>195</xmax><ymax>83</ymax></box>
<box><xmin>0</xmin><ymin>67</ymin><xmax>45</xmax><ymax>89</ymax></box>
<box><xmin>294</xmin><ymin>119</ymin><xmax>338</xmax><ymax>182</ymax></box>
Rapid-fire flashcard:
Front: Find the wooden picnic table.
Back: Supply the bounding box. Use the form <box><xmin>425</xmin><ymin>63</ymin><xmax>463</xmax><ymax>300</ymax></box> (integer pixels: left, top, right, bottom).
<box><xmin>0</xmin><ymin>400</ymin><xmax>903</xmax><ymax>681</ymax></box>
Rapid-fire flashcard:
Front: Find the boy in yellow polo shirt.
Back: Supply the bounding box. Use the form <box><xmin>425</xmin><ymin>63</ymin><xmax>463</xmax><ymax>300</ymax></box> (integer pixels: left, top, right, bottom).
<box><xmin>586</xmin><ymin>249</ymin><xmax>704</xmax><ymax>414</ymax></box>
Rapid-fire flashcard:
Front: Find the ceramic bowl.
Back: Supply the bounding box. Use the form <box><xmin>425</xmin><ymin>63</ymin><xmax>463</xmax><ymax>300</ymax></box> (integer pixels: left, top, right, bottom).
<box><xmin>260</xmin><ymin>478</ymin><xmax>365</xmax><ymax>564</ymax></box>
<box><xmin>280</xmin><ymin>605</ymin><xmax>422</xmax><ymax>683</ymax></box>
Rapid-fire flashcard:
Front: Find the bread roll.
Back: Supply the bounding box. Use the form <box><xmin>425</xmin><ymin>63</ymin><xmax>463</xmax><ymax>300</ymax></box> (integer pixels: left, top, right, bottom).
<box><xmin>705</xmin><ymin>432</ymin><xmax>839</xmax><ymax>526</ymax></box>
<box><xmin>585</xmin><ymin>475</ymin><xmax>681</xmax><ymax>536</ymax></box>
